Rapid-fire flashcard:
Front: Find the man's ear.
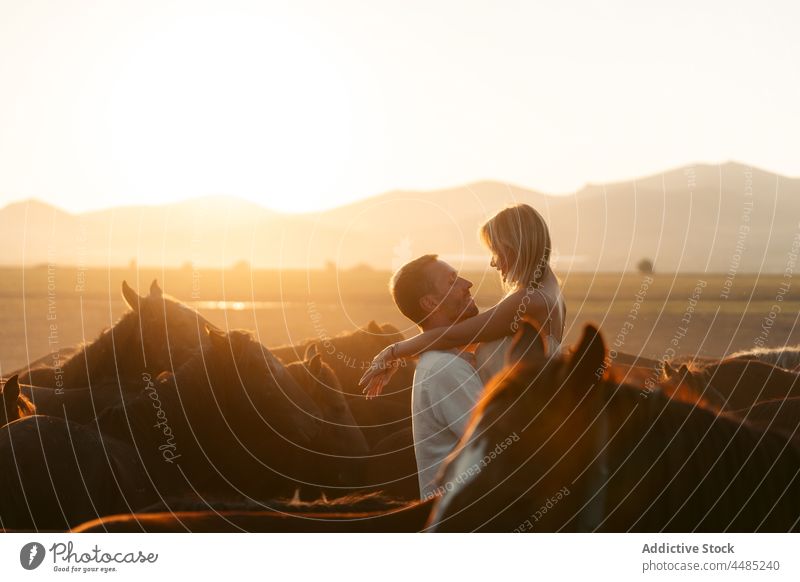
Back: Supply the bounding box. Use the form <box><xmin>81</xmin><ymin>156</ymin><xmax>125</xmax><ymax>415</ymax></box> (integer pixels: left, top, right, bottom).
<box><xmin>419</xmin><ymin>294</ymin><xmax>439</xmax><ymax>315</ymax></box>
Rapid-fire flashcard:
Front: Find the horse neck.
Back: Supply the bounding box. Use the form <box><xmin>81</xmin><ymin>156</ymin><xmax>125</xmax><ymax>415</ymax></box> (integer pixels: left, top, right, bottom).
<box><xmin>61</xmin><ymin>312</ymin><xmax>139</xmax><ymax>387</ymax></box>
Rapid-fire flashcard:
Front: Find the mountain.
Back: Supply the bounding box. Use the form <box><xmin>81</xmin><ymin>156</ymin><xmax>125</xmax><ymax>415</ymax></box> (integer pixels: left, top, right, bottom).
<box><xmin>1</xmin><ymin>162</ymin><xmax>798</xmax><ymax>272</ymax></box>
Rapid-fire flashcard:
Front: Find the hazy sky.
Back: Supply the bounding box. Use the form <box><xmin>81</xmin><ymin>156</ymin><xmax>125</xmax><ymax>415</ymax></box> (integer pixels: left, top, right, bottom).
<box><xmin>0</xmin><ymin>0</ymin><xmax>798</xmax><ymax>213</ymax></box>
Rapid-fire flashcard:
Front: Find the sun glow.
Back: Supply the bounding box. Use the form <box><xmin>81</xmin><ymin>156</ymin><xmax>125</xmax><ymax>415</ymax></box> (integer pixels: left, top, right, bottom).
<box><xmin>107</xmin><ymin>11</ymin><xmax>354</xmax><ymax>212</ymax></box>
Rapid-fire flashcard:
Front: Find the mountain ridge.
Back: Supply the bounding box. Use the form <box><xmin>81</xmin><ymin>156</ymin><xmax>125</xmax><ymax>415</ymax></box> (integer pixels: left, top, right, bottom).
<box><xmin>2</xmin><ymin>162</ymin><xmax>798</xmax><ymax>272</ymax></box>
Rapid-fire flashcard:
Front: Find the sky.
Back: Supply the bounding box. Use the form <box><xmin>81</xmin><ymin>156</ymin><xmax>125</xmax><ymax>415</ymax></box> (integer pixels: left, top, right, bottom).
<box><xmin>0</xmin><ymin>0</ymin><xmax>798</xmax><ymax>213</ymax></box>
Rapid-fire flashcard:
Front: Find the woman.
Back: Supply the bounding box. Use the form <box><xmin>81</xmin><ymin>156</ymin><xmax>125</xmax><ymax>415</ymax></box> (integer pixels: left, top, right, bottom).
<box><xmin>360</xmin><ymin>203</ymin><xmax>566</xmax><ymax>396</ymax></box>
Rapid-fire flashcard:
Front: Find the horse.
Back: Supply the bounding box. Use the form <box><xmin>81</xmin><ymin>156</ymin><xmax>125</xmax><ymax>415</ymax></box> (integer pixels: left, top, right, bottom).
<box><xmin>271</xmin><ymin>321</ymin><xmax>416</xmax><ymax>446</ymax></box>
<box><xmin>663</xmin><ymin>358</ymin><xmax>800</xmax><ymax>412</ymax></box>
<box><xmin>1</xmin><ymin>375</ymin><xmax>35</xmax><ymax>427</ymax></box>
<box><xmin>365</xmin><ymin>426</ymin><xmax>419</xmax><ymax>500</ymax></box>
<box><xmin>93</xmin><ymin>325</ymin><xmax>323</xmax><ymax>504</ymax></box>
<box><xmin>0</xmin><ymin>415</ymin><xmax>153</xmax><ymax>531</ymax></box>
<box><xmin>70</xmin><ymin>494</ymin><xmax>435</xmax><ymax>532</ymax></box>
<box><xmin>284</xmin><ymin>343</ymin><xmax>370</xmax><ymax>493</ymax></box>
<box><xmin>428</xmin><ymin>319</ymin><xmax>800</xmax><ymax>532</ymax></box>
<box><xmin>12</xmin><ymin>280</ymin><xmax>216</xmax><ymax>390</ymax></box>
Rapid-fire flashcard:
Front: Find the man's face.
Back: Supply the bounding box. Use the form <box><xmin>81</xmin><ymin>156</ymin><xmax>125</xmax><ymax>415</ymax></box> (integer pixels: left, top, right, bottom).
<box><xmin>423</xmin><ymin>260</ymin><xmax>479</xmax><ymax>323</ymax></box>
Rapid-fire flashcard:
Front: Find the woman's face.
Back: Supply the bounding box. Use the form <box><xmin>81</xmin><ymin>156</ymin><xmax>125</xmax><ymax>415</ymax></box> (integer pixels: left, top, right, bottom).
<box><xmin>489</xmin><ymin>246</ymin><xmax>513</xmax><ymax>280</ymax></box>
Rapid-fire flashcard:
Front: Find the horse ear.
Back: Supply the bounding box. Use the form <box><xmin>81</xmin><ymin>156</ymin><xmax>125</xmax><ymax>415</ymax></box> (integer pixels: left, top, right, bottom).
<box><xmin>307</xmin><ymin>352</ymin><xmax>323</xmax><ymax>376</ymax></box>
<box><xmin>121</xmin><ymin>280</ymin><xmax>142</xmax><ymax>312</ymax></box>
<box><xmin>381</xmin><ymin>323</ymin><xmax>401</xmax><ymax>334</ymax></box>
<box><xmin>662</xmin><ymin>360</ymin><xmax>678</xmax><ymax>378</ymax></box>
<box><xmin>367</xmin><ymin>320</ymin><xmax>382</xmax><ymax>334</ymax></box>
<box><xmin>204</xmin><ymin>324</ymin><xmax>229</xmax><ymax>352</ymax></box>
<box><xmin>506</xmin><ymin>318</ymin><xmax>546</xmax><ymax>366</ymax></box>
<box><xmin>304</xmin><ymin>342</ymin><xmax>320</xmax><ymax>361</ymax></box>
<box><xmin>678</xmin><ymin>364</ymin><xmax>691</xmax><ymax>378</ymax></box>
<box><xmin>150</xmin><ymin>279</ymin><xmax>163</xmax><ymax>297</ymax></box>
<box><xmin>569</xmin><ymin>324</ymin><xmax>606</xmax><ymax>382</ymax></box>
<box><xmin>2</xmin><ymin>375</ymin><xmax>20</xmax><ymax>412</ymax></box>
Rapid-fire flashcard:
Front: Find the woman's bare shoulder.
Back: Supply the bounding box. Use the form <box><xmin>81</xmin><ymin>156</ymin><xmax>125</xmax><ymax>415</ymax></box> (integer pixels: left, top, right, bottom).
<box><xmin>497</xmin><ymin>286</ymin><xmax>550</xmax><ymax>319</ymax></box>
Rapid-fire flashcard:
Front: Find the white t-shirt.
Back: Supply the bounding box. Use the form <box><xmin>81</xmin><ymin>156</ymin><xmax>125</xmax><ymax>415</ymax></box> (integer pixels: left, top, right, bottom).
<box><xmin>412</xmin><ymin>350</ymin><xmax>484</xmax><ymax>499</ymax></box>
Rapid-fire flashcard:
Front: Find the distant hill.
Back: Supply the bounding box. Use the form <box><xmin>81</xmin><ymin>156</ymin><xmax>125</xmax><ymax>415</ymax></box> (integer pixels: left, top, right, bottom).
<box><xmin>1</xmin><ymin>162</ymin><xmax>798</xmax><ymax>272</ymax></box>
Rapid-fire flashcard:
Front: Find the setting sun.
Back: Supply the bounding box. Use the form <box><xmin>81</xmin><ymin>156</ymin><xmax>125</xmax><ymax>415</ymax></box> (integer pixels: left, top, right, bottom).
<box><xmin>106</xmin><ymin>10</ymin><xmax>354</xmax><ymax>212</ymax></box>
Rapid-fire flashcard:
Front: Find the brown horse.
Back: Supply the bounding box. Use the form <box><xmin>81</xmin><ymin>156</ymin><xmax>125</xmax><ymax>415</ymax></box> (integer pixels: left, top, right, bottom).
<box><xmin>271</xmin><ymin>321</ymin><xmax>416</xmax><ymax>447</ymax></box>
<box><xmin>1</xmin><ymin>375</ymin><xmax>35</xmax><ymax>427</ymax></box>
<box><xmin>0</xmin><ymin>415</ymin><xmax>153</xmax><ymax>531</ymax></box>
<box><xmin>94</xmin><ymin>325</ymin><xmax>323</xmax><ymax>504</ymax></box>
<box><xmin>13</xmin><ymin>280</ymin><xmax>216</xmax><ymax>390</ymax></box>
<box><xmin>284</xmin><ymin>343</ymin><xmax>370</xmax><ymax>493</ymax></box>
<box><xmin>1</xmin><ymin>322</ymin><xmax>334</xmax><ymax>531</ymax></box>
<box><xmin>664</xmin><ymin>358</ymin><xmax>800</xmax><ymax>412</ymax></box>
<box><xmin>429</xmin><ymin>320</ymin><xmax>800</xmax><ymax>532</ymax></box>
<box><xmin>365</xmin><ymin>426</ymin><xmax>419</xmax><ymax>500</ymax></box>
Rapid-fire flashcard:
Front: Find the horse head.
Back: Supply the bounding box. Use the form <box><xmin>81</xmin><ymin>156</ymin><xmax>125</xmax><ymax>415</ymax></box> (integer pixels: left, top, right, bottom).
<box><xmin>121</xmin><ymin>279</ymin><xmax>216</xmax><ymax>375</ymax></box>
<box><xmin>285</xmin><ymin>343</ymin><xmax>369</xmax><ymax>490</ymax></box>
<box><xmin>429</xmin><ymin>318</ymin><xmax>609</xmax><ymax>532</ymax></box>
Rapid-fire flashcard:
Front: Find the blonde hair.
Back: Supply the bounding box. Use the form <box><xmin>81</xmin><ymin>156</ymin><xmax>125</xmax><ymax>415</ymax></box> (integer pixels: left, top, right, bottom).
<box><xmin>479</xmin><ymin>203</ymin><xmax>552</xmax><ymax>293</ymax></box>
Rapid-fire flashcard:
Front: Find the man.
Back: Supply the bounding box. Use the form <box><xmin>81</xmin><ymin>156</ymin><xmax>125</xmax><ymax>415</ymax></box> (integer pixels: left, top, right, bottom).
<box><xmin>389</xmin><ymin>254</ymin><xmax>483</xmax><ymax>499</ymax></box>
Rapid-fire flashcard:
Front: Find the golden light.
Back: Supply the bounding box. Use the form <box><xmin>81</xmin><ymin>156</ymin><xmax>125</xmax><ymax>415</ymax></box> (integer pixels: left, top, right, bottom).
<box><xmin>107</xmin><ymin>10</ymin><xmax>354</xmax><ymax>212</ymax></box>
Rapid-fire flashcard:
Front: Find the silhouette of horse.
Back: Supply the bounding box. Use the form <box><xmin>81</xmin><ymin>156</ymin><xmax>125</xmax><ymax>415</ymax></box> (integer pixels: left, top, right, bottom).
<box><xmin>429</xmin><ymin>320</ymin><xmax>800</xmax><ymax>532</ymax></box>
<box><xmin>70</xmin><ymin>494</ymin><xmax>435</xmax><ymax>532</ymax></box>
<box><xmin>1</xmin><ymin>375</ymin><xmax>35</xmax><ymax>427</ymax></box>
<box><xmin>0</xmin><ymin>415</ymin><xmax>153</xmax><ymax>531</ymax></box>
<box><xmin>13</xmin><ymin>280</ymin><xmax>216</xmax><ymax>390</ymax></box>
<box><xmin>93</xmin><ymin>325</ymin><xmax>323</xmax><ymax>504</ymax></box>
<box><xmin>271</xmin><ymin>321</ymin><xmax>416</xmax><ymax>447</ymax></box>
<box><xmin>664</xmin><ymin>358</ymin><xmax>800</xmax><ymax>412</ymax></box>
<box><xmin>365</xmin><ymin>426</ymin><xmax>419</xmax><ymax>500</ymax></box>
<box><xmin>284</xmin><ymin>343</ymin><xmax>369</xmax><ymax>493</ymax></box>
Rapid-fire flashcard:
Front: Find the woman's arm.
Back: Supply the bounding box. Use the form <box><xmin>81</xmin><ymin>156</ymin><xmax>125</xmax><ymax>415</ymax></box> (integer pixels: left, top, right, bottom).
<box><xmin>360</xmin><ymin>288</ymin><xmax>550</xmax><ymax>397</ymax></box>
<box><xmin>396</xmin><ymin>288</ymin><xmax>548</xmax><ymax>358</ymax></box>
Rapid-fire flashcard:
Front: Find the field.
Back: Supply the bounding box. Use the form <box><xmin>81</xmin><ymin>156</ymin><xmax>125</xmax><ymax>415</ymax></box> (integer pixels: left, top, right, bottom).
<box><xmin>1</xmin><ymin>265</ymin><xmax>798</xmax><ymax>374</ymax></box>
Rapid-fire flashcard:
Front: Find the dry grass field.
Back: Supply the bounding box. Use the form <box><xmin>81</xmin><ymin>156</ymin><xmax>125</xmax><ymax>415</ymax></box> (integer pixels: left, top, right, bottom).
<box><xmin>1</xmin><ymin>264</ymin><xmax>798</xmax><ymax>374</ymax></box>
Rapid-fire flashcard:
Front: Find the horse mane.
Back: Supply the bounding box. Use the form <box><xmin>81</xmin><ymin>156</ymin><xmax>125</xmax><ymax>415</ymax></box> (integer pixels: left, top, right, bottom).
<box><xmin>270</xmin><ymin>321</ymin><xmax>402</xmax><ymax>364</ymax></box>
<box><xmin>729</xmin><ymin>345</ymin><xmax>800</xmax><ymax>370</ymax></box>
<box><xmin>138</xmin><ymin>491</ymin><xmax>408</xmax><ymax>514</ymax></box>
<box><xmin>57</xmin><ymin>308</ymin><xmax>141</xmax><ymax>386</ymax></box>
<box><xmin>16</xmin><ymin>392</ymin><xmax>36</xmax><ymax>418</ymax></box>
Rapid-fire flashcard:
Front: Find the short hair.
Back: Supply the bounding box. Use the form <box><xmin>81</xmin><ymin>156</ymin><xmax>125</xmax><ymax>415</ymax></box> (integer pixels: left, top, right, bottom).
<box><xmin>390</xmin><ymin>254</ymin><xmax>438</xmax><ymax>325</ymax></box>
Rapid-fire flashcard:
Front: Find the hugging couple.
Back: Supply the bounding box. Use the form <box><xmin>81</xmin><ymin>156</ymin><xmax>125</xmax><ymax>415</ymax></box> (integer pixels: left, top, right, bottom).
<box><xmin>359</xmin><ymin>203</ymin><xmax>566</xmax><ymax>498</ymax></box>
